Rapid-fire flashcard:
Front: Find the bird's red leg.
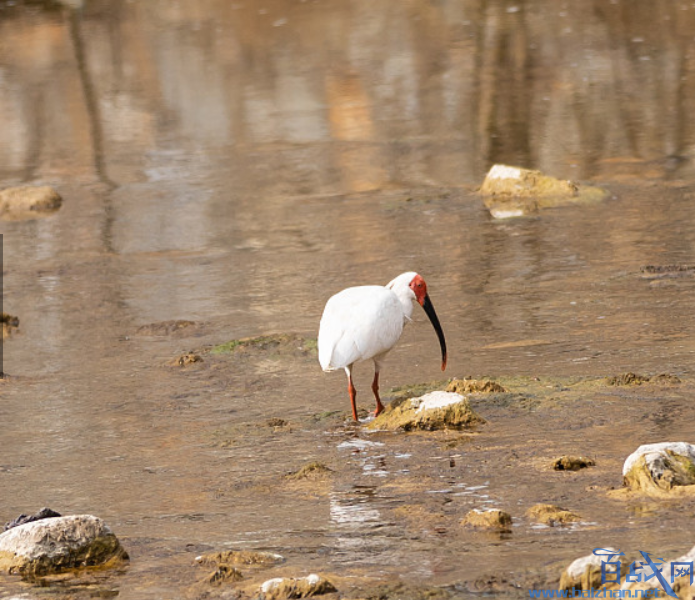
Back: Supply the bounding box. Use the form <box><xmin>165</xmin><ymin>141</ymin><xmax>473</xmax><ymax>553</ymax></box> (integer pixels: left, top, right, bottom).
<box><xmin>371</xmin><ymin>371</ymin><xmax>384</xmax><ymax>417</ymax></box>
<box><xmin>347</xmin><ymin>372</ymin><xmax>358</xmax><ymax>422</ymax></box>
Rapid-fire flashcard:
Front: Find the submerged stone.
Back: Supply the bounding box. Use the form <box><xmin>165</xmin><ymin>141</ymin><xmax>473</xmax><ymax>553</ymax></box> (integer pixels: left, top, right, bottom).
<box><xmin>480</xmin><ymin>164</ymin><xmax>608</xmax><ymax>218</ymax></box>
<box><xmin>367</xmin><ymin>391</ymin><xmax>485</xmax><ymax>431</ymax></box>
<box><xmin>606</xmin><ymin>372</ymin><xmax>681</xmax><ymax>386</ymax></box>
<box><xmin>285</xmin><ymin>462</ymin><xmax>333</xmax><ymax>480</ymax></box>
<box><xmin>621</xmin><ymin>442</ymin><xmax>695</xmax><ymax>496</ymax></box>
<box><xmin>445</xmin><ymin>378</ymin><xmax>507</xmax><ymax>394</ymax></box>
<box><xmin>135</xmin><ymin>320</ymin><xmax>197</xmax><ymax>336</ymax></box>
<box><xmin>0</xmin><ymin>515</ymin><xmax>129</xmax><ymax>578</ymax></box>
<box><xmin>210</xmin><ymin>334</ymin><xmax>317</xmax><ymax>357</ymax></box>
<box><xmin>461</xmin><ymin>508</ymin><xmax>512</xmax><ymax>532</ymax></box>
<box><xmin>166</xmin><ymin>353</ymin><xmax>203</xmax><ymax>367</ymax></box>
<box><xmin>196</xmin><ymin>550</ymin><xmax>285</xmax><ymax>569</ymax></box>
<box><xmin>526</xmin><ymin>504</ymin><xmax>580</xmax><ymax>526</ymax></box>
<box><xmin>1</xmin><ymin>313</ymin><xmax>19</xmax><ymax>340</ymax></box>
<box><xmin>259</xmin><ymin>573</ymin><xmax>337</xmax><ymax>599</ymax></box>
<box><xmin>205</xmin><ymin>564</ymin><xmax>244</xmax><ymax>585</ymax></box>
<box><xmin>0</xmin><ymin>186</ymin><xmax>62</xmax><ymax>220</ymax></box>
<box><xmin>553</xmin><ymin>456</ymin><xmax>595</xmax><ymax>471</ymax></box>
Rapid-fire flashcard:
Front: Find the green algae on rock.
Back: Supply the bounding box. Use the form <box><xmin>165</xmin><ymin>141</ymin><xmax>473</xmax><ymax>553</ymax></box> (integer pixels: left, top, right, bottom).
<box><xmin>461</xmin><ymin>508</ymin><xmax>512</xmax><ymax>532</ymax></box>
<box><xmin>480</xmin><ymin>164</ymin><xmax>609</xmax><ymax>219</ymax></box>
<box><xmin>367</xmin><ymin>391</ymin><xmax>485</xmax><ymax>431</ymax></box>
<box><xmin>526</xmin><ymin>504</ymin><xmax>580</xmax><ymax>526</ymax></box>
<box><xmin>619</xmin><ymin>442</ymin><xmax>695</xmax><ymax>497</ymax></box>
<box><xmin>210</xmin><ymin>334</ymin><xmax>317</xmax><ymax>357</ymax></box>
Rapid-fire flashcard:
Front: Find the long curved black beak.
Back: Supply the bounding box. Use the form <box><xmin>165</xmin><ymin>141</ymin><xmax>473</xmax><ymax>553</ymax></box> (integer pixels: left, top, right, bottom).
<box><xmin>422</xmin><ymin>294</ymin><xmax>447</xmax><ymax>371</ymax></box>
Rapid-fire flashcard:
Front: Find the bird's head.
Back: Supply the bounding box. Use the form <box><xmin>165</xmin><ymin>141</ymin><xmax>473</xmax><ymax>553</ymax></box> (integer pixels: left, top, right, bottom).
<box><xmin>408</xmin><ymin>273</ymin><xmax>428</xmax><ymax>307</ymax></box>
<box><xmin>388</xmin><ymin>272</ymin><xmax>447</xmax><ymax>371</ymax></box>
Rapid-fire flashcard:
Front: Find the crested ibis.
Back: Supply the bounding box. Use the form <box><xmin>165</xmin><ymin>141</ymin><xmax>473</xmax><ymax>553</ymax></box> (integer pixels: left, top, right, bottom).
<box><xmin>318</xmin><ymin>272</ymin><xmax>447</xmax><ymax>422</ymax></box>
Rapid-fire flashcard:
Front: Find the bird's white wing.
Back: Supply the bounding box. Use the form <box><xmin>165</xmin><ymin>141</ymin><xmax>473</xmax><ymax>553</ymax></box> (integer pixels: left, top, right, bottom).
<box><xmin>318</xmin><ymin>285</ymin><xmax>405</xmax><ymax>371</ymax></box>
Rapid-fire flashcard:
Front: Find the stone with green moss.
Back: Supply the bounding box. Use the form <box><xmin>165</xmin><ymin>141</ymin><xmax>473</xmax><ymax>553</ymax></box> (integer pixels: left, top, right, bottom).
<box><xmin>367</xmin><ymin>391</ymin><xmax>485</xmax><ymax>431</ymax></box>
<box><xmin>260</xmin><ymin>573</ymin><xmax>336</xmax><ymax>599</ymax></box>
<box><xmin>0</xmin><ymin>515</ymin><xmax>128</xmax><ymax>578</ymax></box>
<box><xmin>461</xmin><ymin>508</ymin><xmax>512</xmax><ymax>531</ymax></box>
<box><xmin>621</xmin><ymin>442</ymin><xmax>695</xmax><ymax>497</ymax></box>
<box><xmin>526</xmin><ymin>503</ymin><xmax>580</xmax><ymax>526</ymax></box>
<box><xmin>285</xmin><ymin>462</ymin><xmax>333</xmax><ymax>480</ymax></box>
<box><xmin>210</xmin><ymin>334</ymin><xmax>317</xmax><ymax>357</ymax></box>
<box><xmin>446</xmin><ymin>378</ymin><xmax>507</xmax><ymax>394</ymax></box>
<box><xmin>480</xmin><ymin>164</ymin><xmax>609</xmax><ymax>219</ymax></box>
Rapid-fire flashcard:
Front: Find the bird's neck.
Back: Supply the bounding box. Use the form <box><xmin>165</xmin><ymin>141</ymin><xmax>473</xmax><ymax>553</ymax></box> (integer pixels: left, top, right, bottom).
<box><xmin>391</xmin><ymin>286</ymin><xmax>415</xmax><ymax>323</ymax></box>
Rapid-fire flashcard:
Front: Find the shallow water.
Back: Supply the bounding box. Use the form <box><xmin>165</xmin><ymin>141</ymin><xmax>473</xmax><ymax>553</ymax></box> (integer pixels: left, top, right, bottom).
<box><xmin>2</xmin><ymin>0</ymin><xmax>695</xmax><ymax>598</ymax></box>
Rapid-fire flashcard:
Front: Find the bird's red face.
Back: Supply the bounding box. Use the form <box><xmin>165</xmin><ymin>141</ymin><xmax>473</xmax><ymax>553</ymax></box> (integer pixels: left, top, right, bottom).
<box><xmin>409</xmin><ymin>274</ymin><xmax>428</xmax><ymax>306</ymax></box>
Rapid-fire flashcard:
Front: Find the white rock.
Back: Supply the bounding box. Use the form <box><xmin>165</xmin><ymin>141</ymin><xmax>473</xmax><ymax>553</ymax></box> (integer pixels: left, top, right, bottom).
<box><xmin>412</xmin><ymin>391</ymin><xmax>465</xmax><ymax>413</ymax></box>
<box><xmin>0</xmin><ymin>515</ymin><xmax>128</xmax><ymax>575</ymax></box>
<box><xmin>622</xmin><ymin>442</ymin><xmax>695</xmax><ymax>476</ymax></box>
<box><xmin>486</xmin><ymin>164</ymin><xmax>523</xmax><ymax>180</ymax></box>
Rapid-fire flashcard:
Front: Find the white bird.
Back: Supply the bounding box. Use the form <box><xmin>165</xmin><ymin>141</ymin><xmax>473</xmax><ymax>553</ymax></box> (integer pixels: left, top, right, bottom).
<box><xmin>318</xmin><ymin>272</ymin><xmax>447</xmax><ymax>422</ymax></box>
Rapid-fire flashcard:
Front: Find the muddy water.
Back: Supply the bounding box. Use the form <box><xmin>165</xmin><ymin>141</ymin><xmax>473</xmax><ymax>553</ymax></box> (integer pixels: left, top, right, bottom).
<box><xmin>2</xmin><ymin>0</ymin><xmax>695</xmax><ymax>598</ymax></box>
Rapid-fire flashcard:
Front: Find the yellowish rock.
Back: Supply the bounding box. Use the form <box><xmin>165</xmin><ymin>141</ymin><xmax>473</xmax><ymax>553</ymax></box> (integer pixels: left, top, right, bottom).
<box><xmin>559</xmin><ymin>549</ymin><xmax>625</xmax><ymax>593</ymax></box>
<box><xmin>446</xmin><ymin>378</ymin><xmax>506</xmax><ymax>394</ymax></box>
<box><xmin>367</xmin><ymin>391</ymin><xmax>485</xmax><ymax>431</ymax></box>
<box><xmin>0</xmin><ymin>515</ymin><xmax>128</xmax><ymax>578</ymax></box>
<box><xmin>621</xmin><ymin>442</ymin><xmax>695</xmax><ymax>497</ymax></box>
<box><xmin>260</xmin><ymin>573</ymin><xmax>336</xmax><ymax>599</ymax></box>
<box><xmin>461</xmin><ymin>508</ymin><xmax>512</xmax><ymax>532</ymax></box>
<box><xmin>0</xmin><ymin>186</ymin><xmax>62</xmax><ymax>220</ymax></box>
<box><xmin>526</xmin><ymin>503</ymin><xmax>580</xmax><ymax>526</ymax></box>
<box><xmin>480</xmin><ymin>164</ymin><xmax>608</xmax><ymax>218</ymax></box>
<box><xmin>553</xmin><ymin>456</ymin><xmax>595</xmax><ymax>471</ymax></box>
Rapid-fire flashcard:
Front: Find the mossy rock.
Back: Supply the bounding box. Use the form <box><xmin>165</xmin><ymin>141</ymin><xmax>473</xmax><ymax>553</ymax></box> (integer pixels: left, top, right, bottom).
<box><xmin>196</xmin><ymin>550</ymin><xmax>284</xmax><ymax>569</ymax></box>
<box><xmin>367</xmin><ymin>391</ymin><xmax>485</xmax><ymax>431</ymax></box>
<box><xmin>0</xmin><ymin>515</ymin><xmax>128</xmax><ymax>578</ymax></box>
<box><xmin>210</xmin><ymin>334</ymin><xmax>317</xmax><ymax>357</ymax></box>
<box><xmin>260</xmin><ymin>574</ymin><xmax>337</xmax><ymax>599</ymax></box>
<box><xmin>480</xmin><ymin>164</ymin><xmax>608</xmax><ymax>219</ymax></box>
<box><xmin>461</xmin><ymin>508</ymin><xmax>512</xmax><ymax>532</ymax></box>
<box><xmin>621</xmin><ymin>443</ymin><xmax>695</xmax><ymax>497</ymax></box>
<box><xmin>526</xmin><ymin>504</ymin><xmax>580</xmax><ymax>526</ymax></box>
<box><xmin>166</xmin><ymin>353</ymin><xmax>203</xmax><ymax>367</ymax></box>
<box><xmin>446</xmin><ymin>378</ymin><xmax>507</xmax><ymax>394</ymax></box>
<box><xmin>553</xmin><ymin>456</ymin><xmax>595</xmax><ymax>471</ymax></box>
<box><xmin>606</xmin><ymin>372</ymin><xmax>681</xmax><ymax>386</ymax></box>
<box><xmin>285</xmin><ymin>462</ymin><xmax>333</xmax><ymax>480</ymax></box>
<box><xmin>1</xmin><ymin>313</ymin><xmax>19</xmax><ymax>340</ymax></box>
<box><xmin>559</xmin><ymin>549</ymin><xmax>625</xmax><ymax>593</ymax></box>
<box><xmin>0</xmin><ymin>186</ymin><xmax>62</xmax><ymax>220</ymax></box>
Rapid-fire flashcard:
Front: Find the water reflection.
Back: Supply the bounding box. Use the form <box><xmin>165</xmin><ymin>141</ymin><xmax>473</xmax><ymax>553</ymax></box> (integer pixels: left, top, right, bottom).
<box><xmin>2</xmin><ymin>0</ymin><xmax>695</xmax><ymax>192</ymax></box>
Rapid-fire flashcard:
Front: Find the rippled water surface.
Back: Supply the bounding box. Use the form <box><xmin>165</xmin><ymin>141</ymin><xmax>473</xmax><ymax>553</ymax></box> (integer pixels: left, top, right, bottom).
<box><xmin>2</xmin><ymin>0</ymin><xmax>695</xmax><ymax>598</ymax></box>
